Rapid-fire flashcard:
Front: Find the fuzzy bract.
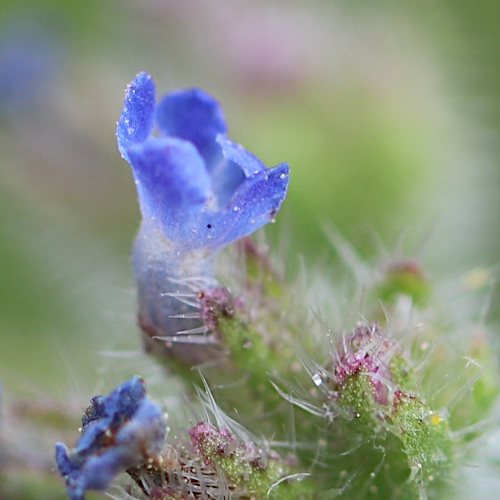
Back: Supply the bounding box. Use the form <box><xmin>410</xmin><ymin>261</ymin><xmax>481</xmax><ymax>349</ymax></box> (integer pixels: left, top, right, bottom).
<box><xmin>117</xmin><ymin>72</ymin><xmax>290</xmax><ymax>253</ymax></box>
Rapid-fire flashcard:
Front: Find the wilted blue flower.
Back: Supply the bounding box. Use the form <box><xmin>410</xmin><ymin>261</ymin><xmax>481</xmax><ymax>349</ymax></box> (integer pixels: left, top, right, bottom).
<box><xmin>117</xmin><ymin>72</ymin><xmax>289</xmax><ymax>253</ymax></box>
<box><xmin>55</xmin><ymin>376</ymin><xmax>166</xmax><ymax>500</ymax></box>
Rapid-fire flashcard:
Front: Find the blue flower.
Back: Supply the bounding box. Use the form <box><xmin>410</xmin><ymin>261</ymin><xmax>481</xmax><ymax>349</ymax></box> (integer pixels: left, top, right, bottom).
<box><xmin>117</xmin><ymin>72</ymin><xmax>290</xmax><ymax>253</ymax></box>
<box><xmin>116</xmin><ymin>73</ymin><xmax>290</xmax><ymax>365</ymax></box>
<box><xmin>55</xmin><ymin>376</ymin><xmax>166</xmax><ymax>500</ymax></box>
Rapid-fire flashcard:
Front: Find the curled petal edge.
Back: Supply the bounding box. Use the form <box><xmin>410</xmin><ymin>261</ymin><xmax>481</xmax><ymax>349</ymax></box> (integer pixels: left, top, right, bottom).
<box><xmin>216</xmin><ymin>134</ymin><xmax>266</xmax><ymax>177</ymax></box>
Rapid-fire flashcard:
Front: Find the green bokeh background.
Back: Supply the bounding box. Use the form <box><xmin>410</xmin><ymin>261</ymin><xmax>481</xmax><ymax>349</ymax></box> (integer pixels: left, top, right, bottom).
<box><xmin>1</xmin><ymin>0</ymin><xmax>500</xmax><ymax>496</ymax></box>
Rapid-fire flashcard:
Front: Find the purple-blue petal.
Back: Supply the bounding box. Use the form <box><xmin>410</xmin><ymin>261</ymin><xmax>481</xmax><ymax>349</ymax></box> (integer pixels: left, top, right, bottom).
<box><xmin>76</xmin><ymin>376</ymin><xmax>146</xmax><ymax>455</ymax></box>
<box><xmin>172</xmin><ymin>163</ymin><xmax>289</xmax><ymax>250</ymax></box>
<box><xmin>55</xmin><ymin>443</ymin><xmax>75</xmax><ymax>477</ymax></box>
<box><xmin>216</xmin><ymin>134</ymin><xmax>266</xmax><ymax>176</ymax></box>
<box><xmin>115</xmin><ymin>399</ymin><xmax>166</xmax><ymax>455</ymax></box>
<box><xmin>155</xmin><ymin>87</ymin><xmax>227</xmax><ymax>165</ymax></box>
<box><xmin>128</xmin><ymin>136</ymin><xmax>211</xmax><ymax>222</ymax></box>
<box><xmin>208</xmin><ymin>162</ymin><xmax>290</xmax><ymax>247</ymax></box>
<box><xmin>75</xmin><ymin>449</ymin><xmax>130</xmax><ymax>490</ymax></box>
<box><xmin>206</xmin><ymin>156</ymin><xmax>246</xmax><ymax>209</ymax></box>
<box><xmin>62</xmin><ymin>448</ymin><xmax>132</xmax><ymax>500</ymax></box>
<box><xmin>117</xmin><ymin>72</ymin><xmax>156</xmax><ymax>163</ymax></box>
<box><xmin>110</xmin><ymin>375</ymin><xmax>147</xmax><ymax>423</ymax></box>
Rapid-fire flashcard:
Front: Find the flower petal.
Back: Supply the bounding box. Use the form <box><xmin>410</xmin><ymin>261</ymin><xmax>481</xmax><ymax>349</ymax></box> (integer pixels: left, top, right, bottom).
<box><xmin>55</xmin><ymin>443</ymin><xmax>73</xmax><ymax>477</ymax></box>
<box><xmin>75</xmin><ymin>375</ymin><xmax>147</xmax><ymax>455</ymax></box>
<box><xmin>128</xmin><ymin>136</ymin><xmax>211</xmax><ymax>224</ymax></box>
<box><xmin>216</xmin><ymin>134</ymin><xmax>266</xmax><ymax>176</ymax></box>
<box><xmin>211</xmin><ymin>162</ymin><xmax>290</xmax><ymax>246</ymax></box>
<box><xmin>206</xmin><ymin>156</ymin><xmax>246</xmax><ymax>209</ymax></box>
<box><xmin>117</xmin><ymin>72</ymin><xmax>156</xmax><ymax>163</ymax></box>
<box><xmin>155</xmin><ymin>88</ymin><xmax>227</xmax><ymax>165</ymax></box>
<box><xmin>109</xmin><ymin>375</ymin><xmax>147</xmax><ymax>423</ymax></box>
<box><xmin>115</xmin><ymin>399</ymin><xmax>166</xmax><ymax>456</ymax></box>
<box><xmin>182</xmin><ymin>163</ymin><xmax>290</xmax><ymax>250</ymax></box>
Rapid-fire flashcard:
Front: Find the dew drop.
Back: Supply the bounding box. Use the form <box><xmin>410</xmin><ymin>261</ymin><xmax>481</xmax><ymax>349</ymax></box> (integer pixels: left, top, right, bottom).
<box><xmin>312</xmin><ymin>373</ymin><xmax>323</xmax><ymax>386</ymax></box>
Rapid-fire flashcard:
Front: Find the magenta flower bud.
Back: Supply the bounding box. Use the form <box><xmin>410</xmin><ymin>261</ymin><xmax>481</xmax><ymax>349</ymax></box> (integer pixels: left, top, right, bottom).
<box><xmin>333</xmin><ymin>323</ymin><xmax>397</xmax><ymax>407</ymax></box>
